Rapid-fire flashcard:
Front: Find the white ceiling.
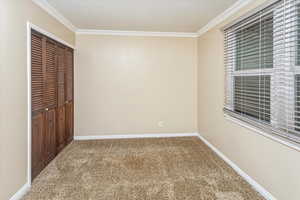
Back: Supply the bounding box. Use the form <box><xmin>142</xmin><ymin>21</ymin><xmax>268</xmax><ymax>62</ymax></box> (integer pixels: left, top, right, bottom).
<box><xmin>46</xmin><ymin>0</ymin><xmax>239</xmax><ymax>32</ymax></box>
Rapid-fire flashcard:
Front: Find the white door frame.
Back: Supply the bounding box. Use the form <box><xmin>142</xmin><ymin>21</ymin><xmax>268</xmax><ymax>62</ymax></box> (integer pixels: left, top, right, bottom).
<box><xmin>26</xmin><ymin>22</ymin><xmax>75</xmax><ymax>185</ymax></box>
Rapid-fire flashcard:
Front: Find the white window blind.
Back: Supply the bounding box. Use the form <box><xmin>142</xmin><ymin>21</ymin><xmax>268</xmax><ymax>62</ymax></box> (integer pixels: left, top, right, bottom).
<box><xmin>224</xmin><ymin>0</ymin><xmax>300</xmax><ymax>144</ymax></box>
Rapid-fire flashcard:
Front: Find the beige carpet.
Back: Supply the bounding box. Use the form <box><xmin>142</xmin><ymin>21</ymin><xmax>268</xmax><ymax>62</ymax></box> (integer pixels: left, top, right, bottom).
<box><xmin>23</xmin><ymin>137</ymin><xmax>264</xmax><ymax>200</ymax></box>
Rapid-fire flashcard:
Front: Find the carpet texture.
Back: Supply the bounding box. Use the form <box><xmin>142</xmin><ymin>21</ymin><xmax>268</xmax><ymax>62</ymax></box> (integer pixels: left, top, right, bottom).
<box><xmin>23</xmin><ymin>137</ymin><xmax>265</xmax><ymax>200</ymax></box>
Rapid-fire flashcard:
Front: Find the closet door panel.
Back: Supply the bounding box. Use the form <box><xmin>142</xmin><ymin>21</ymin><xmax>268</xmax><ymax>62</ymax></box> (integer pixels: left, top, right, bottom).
<box><xmin>57</xmin><ymin>45</ymin><xmax>65</xmax><ymax>107</ymax></box>
<box><xmin>31</xmin><ymin>31</ymin><xmax>45</xmax><ymax>180</ymax></box>
<box><xmin>31</xmin><ymin>33</ymin><xmax>44</xmax><ymax>112</ymax></box>
<box><xmin>31</xmin><ymin>112</ymin><xmax>45</xmax><ymax>180</ymax></box>
<box><xmin>56</xmin><ymin>106</ymin><xmax>66</xmax><ymax>153</ymax></box>
<box><xmin>65</xmin><ymin>48</ymin><xmax>73</xmax><ymax>101</ymax></box>
<box><xmin>44</xmin><ymin>108</ymin><xmax>56</xmax><ymax>165</ymax></box>
<box><xmin>64</xmin><ymin>48</ymin><xmax>74</xmax><ymax>144</ymax></box>
<box><xmin>65</xmin><ymin>102</ymin><xmax>73</xmax><ymax>144</ymax></box>
<box><xmin>44</xmin><ymin>39</ymin><xmax>57</xmax><ymax>109</ymax></box>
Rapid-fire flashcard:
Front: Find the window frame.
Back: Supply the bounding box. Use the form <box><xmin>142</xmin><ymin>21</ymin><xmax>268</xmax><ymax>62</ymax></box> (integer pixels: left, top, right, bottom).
<box><xmin>224</xmin><ymin>0</ymin><xmax>300</xmax><ymax>146</ymax></box>
<box><xmin>230</xmin><ymin>13</ymin><xmax>274</xmax><ymax>124</ymax></box>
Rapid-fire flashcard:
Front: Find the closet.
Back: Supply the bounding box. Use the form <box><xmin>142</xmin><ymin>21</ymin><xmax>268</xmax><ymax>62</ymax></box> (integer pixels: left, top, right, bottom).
<box><xmin>31</xmin><ymin>30</ymin><xmax>74</xmax><ymax>180</ymax></box>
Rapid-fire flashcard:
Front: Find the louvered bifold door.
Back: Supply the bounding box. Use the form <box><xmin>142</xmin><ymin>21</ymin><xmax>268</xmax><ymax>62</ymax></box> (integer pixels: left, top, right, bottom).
<box><xmin>31</xmin><ymin>33</ymin><xmax>58</xmax><ymax>180</ymax></box>
<box><xmin>56</xmin><ymin>45</ymin><xmax>66</xmax><ymax>153</ymax></box>
<box><xmin>31</xmin><ymin>30</ymin><xmax>74</xmax><ymax>180</ymax></box>
<box><xmin>44</xmin><ymin>38</ymin><xmax>57</xmax><ymax>164</ymax></box>
<box><xmin>65</xmin><ymin>48</ymin><xmax>74</xmax><ymax>144</ymax></box>
<box><xmin>31</xmin><ymin>31</ymin><xmax>45</xmax><ymax>180</ymax></box>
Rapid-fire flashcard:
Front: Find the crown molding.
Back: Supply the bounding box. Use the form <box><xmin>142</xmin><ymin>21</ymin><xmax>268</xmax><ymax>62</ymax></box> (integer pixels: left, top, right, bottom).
<box><xmin>31</xmin><ymin>0</ymin><xmax>77</xmax><ymax>32</ymax></box>
<box><xmin>76</xmin><ymin>29</ymin><xmax>199</xmax><ymax>38</ymax></box>
<box><xmin>197</xmin><ymin>0</ymin><xmax>255</xmax><ymax>36</ymax></box>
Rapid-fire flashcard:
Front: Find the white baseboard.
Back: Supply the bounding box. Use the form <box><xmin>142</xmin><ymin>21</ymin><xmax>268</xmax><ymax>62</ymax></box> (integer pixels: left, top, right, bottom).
<box><xmin>9</xmin><ymin>182</ymin><xmax>30</xmax><ymax>200</ymax></box>
<box><xmin>74</xmin><ymin>132</ymin><xmax>199</xmax><ymax>140</ymax></box>
<box><xmin>197</xmin><ymin>133</ymin><xmax>277</xmax><ymax>200</ymax></box>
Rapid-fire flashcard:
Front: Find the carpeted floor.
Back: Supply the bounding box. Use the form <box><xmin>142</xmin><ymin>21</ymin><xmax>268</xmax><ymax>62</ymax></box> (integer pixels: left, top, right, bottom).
<box><xmin>22</xmin><ymin>137</ymin><xmax>265</xmax><ymax>200</ymax></box>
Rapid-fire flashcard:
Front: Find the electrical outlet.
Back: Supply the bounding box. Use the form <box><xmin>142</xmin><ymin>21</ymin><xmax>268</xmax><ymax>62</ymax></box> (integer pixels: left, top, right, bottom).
<box><xmin>158</xmin><ymin>121</ymin><xmax>165</xmax><ymax>127</ymax></box>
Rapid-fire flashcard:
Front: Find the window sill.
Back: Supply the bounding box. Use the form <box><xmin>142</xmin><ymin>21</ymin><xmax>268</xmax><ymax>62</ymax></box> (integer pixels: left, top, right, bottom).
<box><xmin>224</xmin><ymin>114</ymin><xmax>300</xmax><ymax>152</ymax></box>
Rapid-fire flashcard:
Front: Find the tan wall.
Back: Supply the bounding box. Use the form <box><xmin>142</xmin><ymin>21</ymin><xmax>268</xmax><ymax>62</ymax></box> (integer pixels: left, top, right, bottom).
<box><xmin>197</xmin><ymin>0</ymin><xmax>300</xmax><ymax>199</ymax></box>
<box><xmin>75</xmin><ymin>35</ymin><xmax>197</xmax><ymax>136</ymax></box>
<box><xmin>0</xmin><ymin>0</ymin><xmax>75</xmax><ymax>199</ymax></box>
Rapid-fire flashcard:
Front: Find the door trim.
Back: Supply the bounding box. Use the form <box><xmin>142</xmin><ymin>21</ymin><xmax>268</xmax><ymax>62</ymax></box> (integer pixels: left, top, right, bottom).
<box><xmin>26</xmin><ymin>22</ymin><xmax>75</xmax><ymax>186</ymax></box>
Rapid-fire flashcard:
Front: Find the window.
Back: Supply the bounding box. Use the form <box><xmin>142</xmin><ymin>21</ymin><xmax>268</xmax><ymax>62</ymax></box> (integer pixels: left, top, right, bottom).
<box><xmin>233</xmin><ymin>14</ymin><xmax>273</xmax><ymax>123</ymax></box>
<box><xmin>234</xmin><ymin>75</ymin><xmax>271</xmax><ymax>122</ymax></box>
<box><xmin>235</xmin><ymin>17</ymin><xmax>273</xmax><ymax>71</ymax></box>
<box><xmin>224</xmin><ymin>0</ymin><xmax>300</xmax><ymax>144</ymax></box>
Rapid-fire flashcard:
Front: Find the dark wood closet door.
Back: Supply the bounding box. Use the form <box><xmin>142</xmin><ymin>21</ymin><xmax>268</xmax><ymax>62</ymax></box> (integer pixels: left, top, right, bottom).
<box><xmin>44</xmin><ymin>108</ymin><xmax>56</xmax><ymax>165</ymax></box>
<box><xmin>31</xmin><ymin>32</ymin><xmax>45</xmax><ymax>180</ymax></box>
<box><xmin>65</xmin><ymin>48</ymin><xmax>74</xmax><ymax>144</ymax></box>
<box><xmin>56</xmin><ymin>45</ymin><xmax>66</xmax><ymax>153</ymax></box>
<box><xmin>56</xmin><ymin>105</ymin><xmax>66</xmax><ymax>153</ymax></box>
<box><xmin>31</xmin><ymin>32</ymin><xmax>58</xmax><ymax>180</ymax></box>
<box><xmin>31</xmin><ymin>30</ymin><xmax>74</xmax><ymax>180</ymax></box>
<box><xmin>43</xmin><ymin>38</ymin><xmax>57</xmax><ymax>164</ymax></box>
<box><xmin>31</xmin><ymin>113</ymin><xmax>45</xmax><ymax>180</ymax></box>
<box><xmin>65</xmin><ymin>102</ymin><xmax>74</xmax><ymax>144</ymax></box>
